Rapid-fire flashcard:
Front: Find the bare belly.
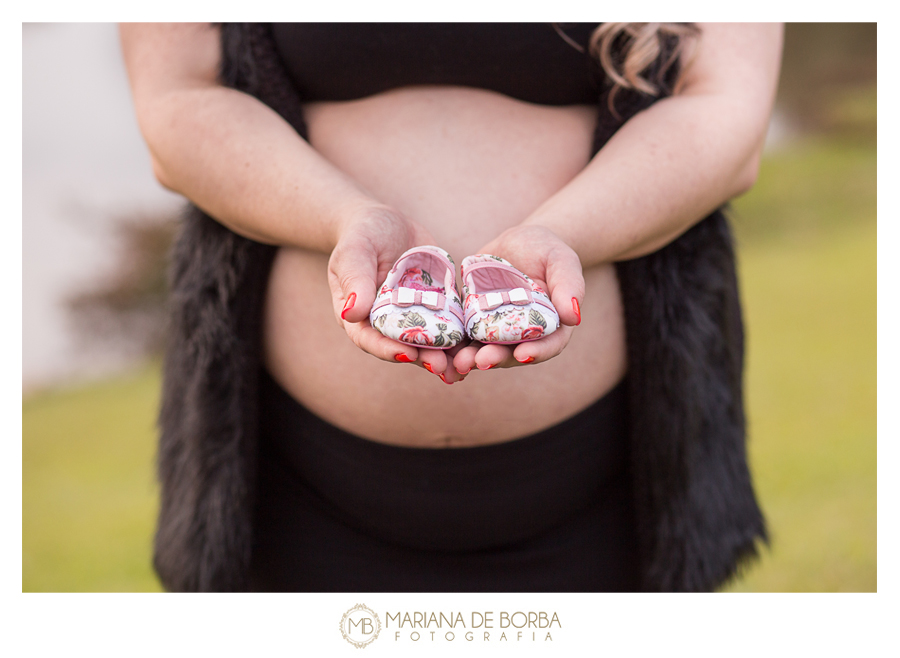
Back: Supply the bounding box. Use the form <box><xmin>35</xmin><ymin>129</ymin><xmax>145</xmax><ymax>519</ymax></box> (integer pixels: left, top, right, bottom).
<box><xmin>262</xmin><ymin>86</ymin><xmax>627</xmax><ymax>447</ymax></box>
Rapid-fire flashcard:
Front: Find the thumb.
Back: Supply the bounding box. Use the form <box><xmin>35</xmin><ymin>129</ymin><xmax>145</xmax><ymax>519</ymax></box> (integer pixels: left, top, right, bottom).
<box><xmin>328</xmin><ymin>236</ymin><xmax>380</xmax><ymax>325</ymax></box>
<box><xmin>543</xmin><ymin>245</ymin><xmax>585</xmax><ymax>328</ymax></box>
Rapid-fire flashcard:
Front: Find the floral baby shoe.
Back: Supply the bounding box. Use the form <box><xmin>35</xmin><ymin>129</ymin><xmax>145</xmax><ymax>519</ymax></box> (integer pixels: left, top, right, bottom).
<box><xmin>370</xmin><ymin>246</ymin><xmax>466</xmax><ymax>349</ymax></box>
<box><xmin>461</xmin><ymin>254</ymin><xmax>559</xmax><ymax>344</ymax></box>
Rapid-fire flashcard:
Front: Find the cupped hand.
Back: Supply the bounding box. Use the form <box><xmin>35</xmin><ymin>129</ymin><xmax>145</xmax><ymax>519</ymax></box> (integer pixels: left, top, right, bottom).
<box><xmin>451</xmin><ymin>224</ymin><xmax>585</xmax><ymax>374</ymax></box>
<box><xmin>327</xmin><ymin>204</ymin><xmax>440</xmax><ymax>369</ymax></box>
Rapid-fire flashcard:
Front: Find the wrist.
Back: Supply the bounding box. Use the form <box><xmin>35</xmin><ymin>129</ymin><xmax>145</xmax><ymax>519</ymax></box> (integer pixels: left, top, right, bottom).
<box><xmin>520</xmin><ymin>208</ymin><xmax>573</xmax><ymax>247</ymax></box>
<box><xmin>332</xmin><ymin>201</ymin><xmax>423</xmax><ymax>262</ymax></box>
<box><xmin>333</xmin><ymin>200</ymin><xmax>405</xmax><ymax>246</ymax></box>
<box><xmin>503</xmin><ymin>222</ymin><xmax>575</xmax><ymax>259</ymax></box>
<box><xmin>520</xmin><ymin>209</ymin><xmax>608</xmax><ymax>268</ymax></box>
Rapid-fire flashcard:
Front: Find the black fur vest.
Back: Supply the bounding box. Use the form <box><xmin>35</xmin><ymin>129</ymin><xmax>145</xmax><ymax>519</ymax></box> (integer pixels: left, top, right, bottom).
<box><xmin>154</xmin><ymin>24</ymin><xmax>767</xmax><ymax>592</ymax></box>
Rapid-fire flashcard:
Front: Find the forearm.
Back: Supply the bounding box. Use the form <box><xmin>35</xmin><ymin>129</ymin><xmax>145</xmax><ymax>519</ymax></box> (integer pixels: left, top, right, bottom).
<box><xmin>524</xmin><ymin>23</ymin><xmax>783</xmax><ymax>266</ymax></box>
<box><xmin>121</xmin><ymin>23</ymin><xmax>386</xmax><ymax>252</ymax></box>
<box><xmin>524</xmin><ymin>93</ymin><xmax>762</xmax><ymax>264</ymax></box>
<box><xmin>142</xmin><ymin>85</ymin><xmax>383</xmax><ymax>249</ymax></box>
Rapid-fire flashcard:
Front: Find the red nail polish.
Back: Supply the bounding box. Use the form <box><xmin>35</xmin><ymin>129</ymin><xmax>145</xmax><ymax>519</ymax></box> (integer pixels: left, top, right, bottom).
<box><xmin>423</xmin><ymin>363</ymin><xmax>434</xmax><ymax>374</ymax></box>
<box><xmin>572</xmin><ymin>297</ymin><xmax>582</xmax><ymax>326</ymax></box>
<box><xmin>478</xmin><ymin>363</ymin><xmax>496</xmax><ymax>370</ymax></box>
<box><xmin>395</xmin><ymin>353</ymin><xmax>414</xmax><ymax>363</ymax></box>
<box><xmin>439</xmin><ymin>373</ymin><xmax>453</xmax><ymax>385</ymax></box>
<box><xmin>341</xmin><ymin>292</ymin><xmax>357</xmax><ymax>320</ymax></box>
<box><xmin>456</xmin><ymin>367</ymin><xmax>471</xmax><ymax>375</ymax></box>
<box><xmin>516</xmin><ymin>356</ymin><xmax>535</xmax><ymax>364</ymax></box>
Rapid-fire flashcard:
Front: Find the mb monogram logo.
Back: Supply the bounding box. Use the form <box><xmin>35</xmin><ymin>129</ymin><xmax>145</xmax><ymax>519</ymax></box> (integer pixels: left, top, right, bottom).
<box><xmin>339</xmin><ymin>604</ymin><xmax>382</xmax><ymax>648</ymax></box>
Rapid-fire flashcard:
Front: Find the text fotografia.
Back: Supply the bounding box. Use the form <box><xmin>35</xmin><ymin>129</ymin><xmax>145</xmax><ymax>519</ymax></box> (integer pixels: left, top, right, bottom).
<box><xmin>386</xmin><ymin>611</ymin><xmax>561</xmax><ymax>642</ymax></box>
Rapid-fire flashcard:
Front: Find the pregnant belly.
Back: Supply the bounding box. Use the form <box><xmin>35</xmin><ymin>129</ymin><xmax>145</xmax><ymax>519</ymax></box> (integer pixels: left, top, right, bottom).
<box><xmin>262</xmin><ymin>86</ymin><xmax>627</xmax><ymax>447</ymax></box>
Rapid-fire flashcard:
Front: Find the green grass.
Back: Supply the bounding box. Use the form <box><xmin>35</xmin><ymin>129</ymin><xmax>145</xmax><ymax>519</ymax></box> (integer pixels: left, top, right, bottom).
<box><xmin>722</xmin><ymin>135</ymin><xmax>876</xmax><ymax>592</ymax></box>
<box><xmin>726</xmin><ymin>222</ymin><xmax>876</xmax><ymax>591</ymax></box>
<box><xmin>22</xmin><ymin>363</ymin><xmax>163</xmax><ymax>592</ymax></box>
<box><xmin>21</xmin><ymin>134</ymin><xmax>876</xmax><ymax>593</ymax></box>
<box><xmin>730</xmin><ymin>141</ymin><xmax>875</xmax><ymax>246</ymax></box>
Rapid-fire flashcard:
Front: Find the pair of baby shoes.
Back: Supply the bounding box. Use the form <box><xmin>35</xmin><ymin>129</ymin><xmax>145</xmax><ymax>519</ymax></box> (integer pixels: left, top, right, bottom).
<box><xmin>369</xmin><ymin>246</ymin><xmax>559</xmax><ymax>350</ymax></box>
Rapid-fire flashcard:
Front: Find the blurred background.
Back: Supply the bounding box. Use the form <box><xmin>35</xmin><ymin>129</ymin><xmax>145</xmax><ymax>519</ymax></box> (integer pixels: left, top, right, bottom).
<box><xmin>22</xmin><ymin>23</ymin><xmax>876</xmax><ymax>592</ymax></box>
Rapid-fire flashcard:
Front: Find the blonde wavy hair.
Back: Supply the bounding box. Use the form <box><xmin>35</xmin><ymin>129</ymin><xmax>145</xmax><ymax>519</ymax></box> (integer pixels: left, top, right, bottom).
<box><xmin>556</xmin><ymin>23</ymin><xmax>700</xmax><ymax>116</ymax></box>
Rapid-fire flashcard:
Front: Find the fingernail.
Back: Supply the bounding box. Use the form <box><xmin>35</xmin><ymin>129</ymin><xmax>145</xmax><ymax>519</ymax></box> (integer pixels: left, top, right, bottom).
<box><xmin>572</xmin><ymin>297</ymin><xmax>582</xmax><ymax>326</ymax></box>
<box><xmin>516</xmin><ymin>356</ymin><xmax>535</xmax><ymax>364</ymax></box>
<box><xmin>423</xmin><ymin>363</ymin><xmax>434</xmax><ymax>374</ymax></box>
<box><xmin>456</xmin><ymin>367</ymin><xmax>471</xmax><ymax>375</ymax></box>
<box><xmin>477</xmin><ymin>364</ymin><xmax>496</xmax><ymax>371</ymax></box>
<box><xmin>439</xmin><ymin>373</ymin><xmax>453</xmax><ymax>385</ymax></box>
<box><xmin>395</xmin><ymin>353</ymin><xmax>414</xmax><ymax>363</ymax></box>
<box><xmin>341</xmin><ymin>292</ymin><xmax>357</xmax><ymax>320</ymax></box>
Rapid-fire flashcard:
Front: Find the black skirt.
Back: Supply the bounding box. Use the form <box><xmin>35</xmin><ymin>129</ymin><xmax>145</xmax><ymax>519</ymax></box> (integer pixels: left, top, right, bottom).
<box><xmin>248</xmin><ymin>369</ymin><xmax>639</xmax><ymax>592</ymax></box>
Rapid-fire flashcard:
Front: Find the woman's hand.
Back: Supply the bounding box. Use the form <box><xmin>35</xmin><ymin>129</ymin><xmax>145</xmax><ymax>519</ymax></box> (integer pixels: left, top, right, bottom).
<box><xmin>329</xmin><ymin>204</ymin><xmax>466</xmax><ymax>379</ymax></box>
<box><xmin>451</xmin><ymin>225</ymin><xmax>585</xmax><ymax>374</ymax></box>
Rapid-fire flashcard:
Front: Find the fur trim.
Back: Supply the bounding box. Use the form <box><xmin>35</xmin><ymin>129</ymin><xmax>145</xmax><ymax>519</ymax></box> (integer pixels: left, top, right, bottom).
<box><xmin>616</xmin><ymin>215</ymin><xmax>767</xmax><ymax>591</ymax></box>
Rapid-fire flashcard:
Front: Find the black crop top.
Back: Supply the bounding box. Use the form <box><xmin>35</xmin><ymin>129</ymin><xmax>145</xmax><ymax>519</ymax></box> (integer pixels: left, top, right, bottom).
<box><xmin>271</xmin><ymin>23</ymin><xmax>604</xmax><ymax>106</ymax></box>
